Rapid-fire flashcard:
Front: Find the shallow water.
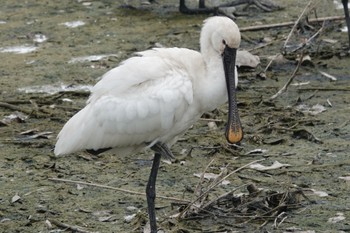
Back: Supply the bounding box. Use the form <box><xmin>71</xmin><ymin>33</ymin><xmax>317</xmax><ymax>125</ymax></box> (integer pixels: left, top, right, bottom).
<box><xmin>1</xmin><ymin>0</ymin><xmax>350</xmax><ymax>232</ymax></box>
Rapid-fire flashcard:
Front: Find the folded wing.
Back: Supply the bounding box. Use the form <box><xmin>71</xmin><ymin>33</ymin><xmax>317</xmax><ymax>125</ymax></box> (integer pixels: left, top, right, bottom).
<box><xmin>55</xmin><ymin>53</ymin><xmax>194</xmax><ymax>155</ymax></box>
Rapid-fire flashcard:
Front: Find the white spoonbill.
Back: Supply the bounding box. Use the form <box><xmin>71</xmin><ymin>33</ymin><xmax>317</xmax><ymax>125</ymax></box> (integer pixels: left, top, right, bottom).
<box><xmin>55</xmin><ymin>16</ymin><xmax>243</xmax><ymax>232</ymax></box>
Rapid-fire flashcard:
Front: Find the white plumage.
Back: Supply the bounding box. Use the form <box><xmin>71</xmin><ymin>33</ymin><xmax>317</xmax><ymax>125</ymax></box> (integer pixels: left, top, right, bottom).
<box><xmin>54</xmin><ymin>16</ymin><xmax>241</xmax><ymax>157</ymax></box>
<box><xmin>55</xmin><ymin>16</ymin><xmax>243</xmax><ymax>233</ymax></box>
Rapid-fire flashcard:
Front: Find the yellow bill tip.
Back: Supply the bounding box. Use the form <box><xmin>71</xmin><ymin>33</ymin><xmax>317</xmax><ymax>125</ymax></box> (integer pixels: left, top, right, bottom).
<box><xmin>226</xmin><ymin>127</ymin><xmax>243</xmax><ymax>144</ymax></box>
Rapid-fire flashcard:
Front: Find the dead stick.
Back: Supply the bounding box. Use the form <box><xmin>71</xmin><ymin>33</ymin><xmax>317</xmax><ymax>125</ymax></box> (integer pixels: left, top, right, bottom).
<box><xmin>240</xmin><ymin>15</ymin><xmax>345</xmax><ymax>32</ymax></box>
<box><xmin>48</xmin><ymin>177</ymin><xmax>190</xmax><ymax>204</ymax></box>
<box><xmin>48</xmin><ymin>219</ymin><xmax>94</xmax><ymax>233</ymax></box>
<box><xmin>0</xmin><ymin>101</ymin><xmax>48</xmax><ymax>118</ymax></box>
<box><xmin>178</xmin><ymin>158</ymin><xmax>265</xmax><ymax>218</ymax></box>
<box><xmin>211</xmin><ymin>158</ymin><xmax>265</xmax><ymax>190</ymax></box>
<box><xmin>269</xmin><ymin>51</ymin><xmax>304</xmax><ymax>100</ymax></box>
<box><xmin>264</xmin><ymin>53</ymin><xmax>280</xmax><ymax>73</ymax></box>
<box><xmin>248</xmin><ymin>41</ymin><xmax>275</xmax><ymax>52</ymax></box>
<box><xmin>306</xmin><ymin>21</ymin><xmax>325</xmax><ymax>43</ymax></box>
<box><xmin>194</xmin><ymin>158</ymin><xmax>215</xmax><ymax>201</ymax></box>
<box><xmin>290</xmin><ymin>20</ymin><xmax>326</xmax><ymax>52</ymax></box>
<box><xmin>201</xmin><ymin>184</ymin><xmax>248</xmax><ymax>210</ymax></box>
<box><xmin>297</xmin><ymin>87</ymin><xmax>350</xmax><ymax>91</ymax></box>
<box><xmin>0</xmin><ymin>101</ymin><xmax>24</xmax><ymax>111</ymax></box>
<box><xmin>284</xmin><ymin>0</ymin><xmax>313</xmax><ymax>49</ymax></box>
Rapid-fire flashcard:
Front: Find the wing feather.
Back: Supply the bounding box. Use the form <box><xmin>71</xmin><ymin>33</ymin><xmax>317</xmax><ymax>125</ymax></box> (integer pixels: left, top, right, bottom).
<box><xmin>55</xmin><ymin>50</ymin><xmax>195</xmax><ymax>155</ymax></box>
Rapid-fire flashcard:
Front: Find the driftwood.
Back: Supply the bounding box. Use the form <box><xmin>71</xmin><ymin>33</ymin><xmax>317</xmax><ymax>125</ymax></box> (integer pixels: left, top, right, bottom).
<box><xmin>240</xmin><ymin>15</ymin><xmax>345</xmax><ymax>32</ymax></box>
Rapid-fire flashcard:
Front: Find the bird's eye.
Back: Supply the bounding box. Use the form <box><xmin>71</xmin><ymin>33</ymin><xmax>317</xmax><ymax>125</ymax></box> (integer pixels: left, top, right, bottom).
<box><xmin>222</xmin><ymin>39</ymin><xmax>226</xmax><ymax>45</ymax></box>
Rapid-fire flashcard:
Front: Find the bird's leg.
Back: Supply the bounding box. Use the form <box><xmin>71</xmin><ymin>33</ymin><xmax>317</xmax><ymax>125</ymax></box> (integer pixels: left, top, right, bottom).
<box><xmin>342</xmin><ymin>0</ymin><xmax>350</xmax><ymax>49</ymax></box>
<box><xmin>179</xmin><ymin>0</ymin><xmax>282</xmax><ymax>16</ymax></box>
<box><xmin>179</xmin><ymin>0</ymin><xmax>219</xmax><ymax>15</ymax></box>
<box><xmin>146</xmin><ymin>151</ymin><xmax>161</xmax><ymax>233</ymax></box>
<box><xmin>199</xmin><ymin>0</ymin><xmax>205</xmax><ymax>8</ymax></box>
<box><xmin>218</xmin><ymin>0</ymin><xmax>283</xmax><ymax>11</ymax></box>
<box><xmin>146</xmin><ymin>142</ymin><xmax>173</xmax><ymax>233</ymax></box>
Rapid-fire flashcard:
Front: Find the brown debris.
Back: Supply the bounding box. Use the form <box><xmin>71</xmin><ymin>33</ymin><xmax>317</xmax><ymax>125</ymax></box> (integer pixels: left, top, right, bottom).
<box><xmin>180</xmin><ymin>182</ymin><xmax>306</xmax><ymax>226</ymax></box>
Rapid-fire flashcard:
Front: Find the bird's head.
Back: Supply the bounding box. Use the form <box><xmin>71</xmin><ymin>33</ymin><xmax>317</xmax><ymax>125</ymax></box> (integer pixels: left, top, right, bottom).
<box><xmin>201</xmin><ymin>16</ymin><xmax>243</xmax><ymax>144</ymax></box>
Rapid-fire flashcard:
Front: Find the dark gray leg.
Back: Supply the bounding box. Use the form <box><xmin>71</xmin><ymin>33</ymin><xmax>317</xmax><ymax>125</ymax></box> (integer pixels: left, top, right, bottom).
<box><xmin>342</xmin><ymin>0</ymin><xmax>350</xmax><ymax>48</ymax></box>
<box><xmin>146</xmin><ymin>142</ymin><xmax>173</xmax><ymax>233</ymax></box>
<box><xmin>179</xmin><ymin>0</ymin><xmax>219</xmax><ymax>14</ymax></box>
<box><xmin>146</xmin><ymin>151</ymin><xmax>161</xmax><ymax>233</ymax></box>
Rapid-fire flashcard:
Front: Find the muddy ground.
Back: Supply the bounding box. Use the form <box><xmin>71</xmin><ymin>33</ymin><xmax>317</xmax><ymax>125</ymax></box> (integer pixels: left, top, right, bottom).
<box><xmin>1</xmin><ymin>0</ymin><xmax>350</xmax><ymax>232</ymax></box>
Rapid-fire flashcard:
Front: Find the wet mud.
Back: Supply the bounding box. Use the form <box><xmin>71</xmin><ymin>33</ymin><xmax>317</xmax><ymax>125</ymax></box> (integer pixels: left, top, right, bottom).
<box><xmin>1</xmin><ymin>0</ymin><xmax>350</xmax><ymax>232</ymax></box>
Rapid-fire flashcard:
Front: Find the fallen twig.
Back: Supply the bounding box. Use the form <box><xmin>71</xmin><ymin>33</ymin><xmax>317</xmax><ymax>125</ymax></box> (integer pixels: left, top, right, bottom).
<box><xmin>274</xmin><ymin>212</ymin><xmax>288</xmax><ymax>228</ymax></box>
<box><xmin>48</xmin><ymin>177</ymin><xmax>190</xmax><ymax>204</ymax></box>
<box><xmin>247</xmin><ymin>41</ymin><xmax>275</xmax><ymax>52</ymax></box>
<box><xmin>211</xmin><ymin>159</ymin><xmax>265</xmax><ymax>190</ymax></box>
<box><xmin>269</xmin><ymin>51</ymin><xmax>304</xmax><ymax>100</ymax></box>
<box><xmin>239</xmin><ymin>15</ymin><xmax>345</xmax><ymax>32</ymax></box>
<box><xmin>289</xmin><ymin>20</ymin><xmax>326</xmax><ymax>53</ymax></box>
<box><xmin>319</xmin><ymin>71</ymin><xmax>337</xmax><ymax>81</ymax></box>
<box><xmin>194</xmin><ymin>158</ymin><xmax>215</xmax><ymax>203</ymax></box>
<box><xmin>283</xmin><ymin>0</ymin><xmax>314</xmax><ymax>49</ymax></box>
<box><xmin>48</xmin><ymin>219</ymin><xmax>95</xmax><ymax>233</ymax></box>
<box><xmin>297</xmin><ymin>87</ymin><xmax>350</xmax><ymax>92</ymax></box>
<box><xmin>263</xmin><ymin>53</ymin><xmax>280</xmax><ymax>73</ymax></box>
<box><xmin>178</xmin><ymin>159</ymin><xmax>265</xmax><ymax>218</ymax></box>
<box><xmin>0</xmin><ymin>101</ymin><xmax>49</xmax><ymax>118</ymax></box>
<box><xmin>201</xmin><ymin>184</ymin><xmax>247</xmax><ymax>210</ymax></box>
<box><xmin>0</xmin><ymin>101</ymin><xmax>23</xmax><ymax>111</ymax></box>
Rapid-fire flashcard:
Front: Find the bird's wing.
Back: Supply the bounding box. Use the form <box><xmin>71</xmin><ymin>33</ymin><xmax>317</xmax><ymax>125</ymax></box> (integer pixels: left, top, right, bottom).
<box><xmin>55</xmin><ymin>54</ymin><xmax>194</xmax><ymax>155</ymax></box>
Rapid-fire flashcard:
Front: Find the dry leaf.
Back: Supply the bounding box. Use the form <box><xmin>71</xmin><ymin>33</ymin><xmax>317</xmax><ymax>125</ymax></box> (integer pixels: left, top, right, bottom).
<box><xmin>207</xmin><ymin>121</ymin><xmax>218</xmax><ymax>130</ymax></box>
<box><xmin>45</xmin><ymin>219</ymin><xmax>52</xmax><ymax>228</ymax></box>
<box><xmin>124</xmin><ymin>214</ymin><xmax>136</xmax><ymax>222</ymax></box>
<box><xmin>11</xmin><ymin>193</ymin><xmax>21</xmax><ymax>203</ymax></box>
<box><xmin>299</xmin><ymin>55</ymin><xmax>314</xmax><ymax>66</ymax></box>
<box><xmin>1</xmin><ymin>112</ymin><xmax>27</xmax><ymax>125</ymax></box>
<box><xmin>296</xmin><ymin>104</ymin><xmax>326</xmax><ymax>115</ymax></box>
<box><xmin>245</xmin><ymin>148</ymin><xmax>268</xmax><ymax>155</ymax></box>
<box><xmin>193</xmin><ymin>172</ymin><xmax>230</xmax><ymax>185</ymax></box>
<box><xmin>98</xmin><ymin>215</ymin><xmax>116</xmax><ymax>222</ymax></box>
<box><xmin>338</xmin><ymin>176</ymin><xmax>350</xmax><ymax>181</ymax></box>
<box><xmin>310</xmin><ymin>104</ymin><xmax>326</xmax><ymax>114</ymax></box>
<box><xmin>236</xmin><ymin>50</ymin><xmax>260</xmax><ymax>68</ymax></box>
<box><xmin>92</xmin><ymin>210</ymin><xmax>113</xmax><ymax>216</ymax></box>
<box><xmin>249</xmin><ymin>161</ymin><xmax>290</xmax><ymax>171</ymax></box>
<box><xmin>328</xmin><ymin>212</ymin><xmax>345</xmax><ymax>223</ymax></box>
<box><xmin>309</xmin><ymin>189</ymin><xmax>328</xmax><ymax>197</ymax></box>
<box><xmin>194</xmin><ymin>172</ymin><xmax>219</xmax><ymax>180</ymax></box>
<box><xmin>126</xmin><ymin>206</ymin><xmax>138</xmax><ymax>211</ymax></box>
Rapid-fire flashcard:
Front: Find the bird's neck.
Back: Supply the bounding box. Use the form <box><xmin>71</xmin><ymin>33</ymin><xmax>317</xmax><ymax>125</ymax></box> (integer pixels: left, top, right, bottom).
<box><xmin>195</xmin><ymin>54</ymin><xmax>228</xmax><ymax>113</ymax></box>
